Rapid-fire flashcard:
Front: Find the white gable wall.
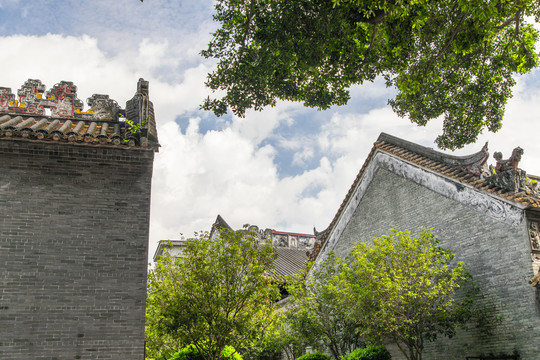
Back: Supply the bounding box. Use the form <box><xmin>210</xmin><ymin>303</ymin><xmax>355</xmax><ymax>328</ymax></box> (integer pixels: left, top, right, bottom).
<box><xmin>316</xmin><ymin>151</ymin><xmax>537</xmax><ymax>359</ymax></box>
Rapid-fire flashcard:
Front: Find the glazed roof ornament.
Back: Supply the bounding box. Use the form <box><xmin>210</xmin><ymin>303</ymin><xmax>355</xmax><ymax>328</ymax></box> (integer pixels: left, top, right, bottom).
<box><xmin>486</xmin><ymin>147</ymin><xmax>534</xmax><ymax>194</ymax></box>
<box><xmin>0</xmin><ymin>78</ymin><xmax>159</xmax><ymax>150</ymax></box>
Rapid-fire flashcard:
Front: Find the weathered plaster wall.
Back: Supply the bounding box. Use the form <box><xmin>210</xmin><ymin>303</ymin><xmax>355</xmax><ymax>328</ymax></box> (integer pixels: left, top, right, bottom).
<box><xmin>320</xmin><ymin>153</ymin><xmax>538</xmax><ymax>359</ymax></box>
<box><xmin>0</xmin><ymin>140</ymin><xmax>154</xmax><ymax>360</ymax></box>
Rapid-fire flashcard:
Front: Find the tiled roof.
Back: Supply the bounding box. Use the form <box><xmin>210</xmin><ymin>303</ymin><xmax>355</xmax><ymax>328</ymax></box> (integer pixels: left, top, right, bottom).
<box><xmin>153</xmin><ymin>240</ymin><xmax>186</xmax><ymax>263</ymax></box>
<box><xmin>0</xmin><ymin>78</ymin><xmax>159</xmax><ymax>151</ymax></box>
<box><xmin>271</xmin><ymin>229</ymin><xmax>316</xmax><ymax>237</ymax></box>
<box><xmin>310</xmin><ymin>132</ymin><xmax>540</xmax><ymax>260</ymax></box>
<box><xmin>153</xmin><ymin>237</ymin><xmax>309</xmax><ymax>277</ymax></box>
<box><xmin>215</xmin><ymin>214</ymin><xmax>233</xmax><ymax>231</ymax></box>
<box><xmin>206</xmin><ymin>215</ymin><xmax>310</xmax><ymax>277</ymax></box>
<box><xmin>273</xmin><ymin>247</ymin><xmax>309</xmax><ymax>277</ymax></box>
<box><xmin>375</xmin><ymin>133</ymin><xmax>540</xmax><ymax>207</ymax></box>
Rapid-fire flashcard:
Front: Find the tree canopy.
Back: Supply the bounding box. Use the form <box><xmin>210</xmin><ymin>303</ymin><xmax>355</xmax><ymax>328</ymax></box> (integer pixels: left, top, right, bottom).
<box><xmin>340</xmin><ymin>229</ymin><xmax>471</xmax><ymax>360</ymax></box>
<box><xmin>146</xmin><ymin>228</ymin><xmax>281</xmax><ymax>360</ymax></box>
<box><xmin>202</xmin><ymin>0</ymin><xmax>540</xmax><ymax>149</ymax></box>
<box><xmin>286</xmin><ymin>253</ymin><xmax>365</xmax><ymax>360</ymax></box>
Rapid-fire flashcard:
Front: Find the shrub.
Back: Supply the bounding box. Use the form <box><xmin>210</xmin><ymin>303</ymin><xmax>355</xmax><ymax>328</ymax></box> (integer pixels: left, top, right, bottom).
<box><xmin>167</xmin><ymin>345</ymin><xmax>242</xmax><ymax>360</ymax></box>
<box><xmin>342</xmin><ymin>345</ymin><xmax>391</xmax><ymax>360</ymax></box>
<box><xmin>168</xmin><ymin>345</ymin><xmax>204</xmax><ymax>360</ymax></box>
<box><xmin>222</xmin><ymin>345</ymin><xmax>243</xmax><ymax>360</ymax></box>
<box><xmin>296</xmin><ymin>352</ymin><xmax>331</xmax><ymax>360</ymax></box>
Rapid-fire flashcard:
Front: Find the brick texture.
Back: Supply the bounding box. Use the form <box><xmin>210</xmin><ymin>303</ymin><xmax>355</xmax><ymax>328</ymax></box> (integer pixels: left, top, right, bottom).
<box><xmin>0</xmin><ymin>139</ymin><xmax>154</xmax><ymax>360</ymax></box>
<box><xmin>331</xmin><ymin>168</ymin><xmax>538</xmax><ymax>360</ymax></box>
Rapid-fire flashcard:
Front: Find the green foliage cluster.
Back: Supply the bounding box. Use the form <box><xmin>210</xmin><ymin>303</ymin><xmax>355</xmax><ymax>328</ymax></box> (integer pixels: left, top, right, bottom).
<box><xmin>286</xmin><ymin>229</ymin><xmax>473</xmax><ymax>360</ymax></box>
<box><xmin>146</xmin><ymin>228</ymin><xmax>281</xmax><ymax>360</ymax></box>
<box><xmin>342</xmin><ymin>229</ymin><xmax>470</xmax><ymax>360</ymax></box>
<box><xmin>341</xmin><ymin>346</ymin><xmax>391</xmax><ymax>360</ymax></box>
<box><xmin>203</xmin><ymin>0</ymin><xmax>540</xmax><ymax>149</ymax></box>
<box><xmin>296</xmin><ymin>352</ymin><xmax>331</xmax><ymax>360</ymax></box>
<box><xmin>286</xmin><ymin>254</ymin><xmax>364</xmax><ymax>360</ymax></box>
<box><xmin>145</xmin><ymin>226</ymin><xmax>482</xmax><ymax>360</ymax></box>
<box><xmin>251</xmin><ymin>313</ymin><xmax>308</xmax><ymax>360</ymax></box>
<box><xmin>168</xmin><ymin>345</ymin><xmax>205</xmax><ymax>360</ymax></box>
<box><xmin>168</xmin><ymin>345</ymin><xmax>242</xmax><ymax>360</ymax></box>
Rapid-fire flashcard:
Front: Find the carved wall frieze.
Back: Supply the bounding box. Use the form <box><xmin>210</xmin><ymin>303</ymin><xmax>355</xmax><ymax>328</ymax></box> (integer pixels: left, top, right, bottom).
<box><xmin>377</xmin><ymin>153</ymin><xmax>524</xmax><ymax>226</ymax></box>
<box><xmin>527</xmin><ymin>216</ymin><xmax>540</xmax><ymax>279</ymax></box>
<box><xmin>528</xmin><ymin>219</ymin><xmax>540</xmax><ymax>252</ymax></box>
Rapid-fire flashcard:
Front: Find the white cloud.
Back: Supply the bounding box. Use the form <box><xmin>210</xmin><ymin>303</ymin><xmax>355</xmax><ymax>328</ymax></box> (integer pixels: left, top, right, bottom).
<box><xmin>230</xmin><ymin>102</ymin><xmax>300</xmax><ymax>145</ymax></box>
<box><xmin>149</xmin><ymin>119</ymin><xmax>281</xmax><ymax>251</ymax></box>
<box><xmin>0</xmin><ymin>0</ymin><xmax>19</xmax><ymax>8</ymax></box>
<box><xmin>292</xmin><ymin>147</ymin><xmax>315</xmax><ymax>167</ymax></box>
<box><xmin>3</xmin><ymin>31</ymin><xmax>540</xmax><ymax>265</ymax></box>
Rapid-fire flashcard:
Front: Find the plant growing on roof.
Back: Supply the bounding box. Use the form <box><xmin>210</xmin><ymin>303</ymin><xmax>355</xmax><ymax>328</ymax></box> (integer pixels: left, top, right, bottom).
<box><xmin>119</xmin><ymin>113</ymin><xmax>147</xmax><ymax>134</ymax></box>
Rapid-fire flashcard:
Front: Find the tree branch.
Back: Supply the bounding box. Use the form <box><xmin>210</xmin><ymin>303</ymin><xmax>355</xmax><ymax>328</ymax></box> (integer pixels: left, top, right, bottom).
<box><xmin>435</xmin><ymin>13</ymin><xmax>466</xmax><ymax>59</ymax></box>
<box><xmin>367</xmin><ymin>24</ymin><xmax>378</xmax><ymax>53</ymax></box>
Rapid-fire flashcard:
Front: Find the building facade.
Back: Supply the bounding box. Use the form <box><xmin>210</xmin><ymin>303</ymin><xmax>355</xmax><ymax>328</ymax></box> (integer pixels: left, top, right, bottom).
<box><xmin>0</xmin><ymin>79</ymin><xmax>158</xmax><ymax>359</ymax></box>
<box><xmin>312</xmin><ymin>133</ymin><xmax>540</xmax><ymax>360</ymax></box>
<box><xmin>154</xmin><ymin>215</ymin><xmax>316</xmax><ymax>277</ymax></box>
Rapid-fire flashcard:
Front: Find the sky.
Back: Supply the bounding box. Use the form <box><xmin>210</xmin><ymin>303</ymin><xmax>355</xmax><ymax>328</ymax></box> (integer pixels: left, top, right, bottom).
<box><xmin>2</xmin><ymin>0</ymin><xmax>540</xmax><ymax>261</ymax></box>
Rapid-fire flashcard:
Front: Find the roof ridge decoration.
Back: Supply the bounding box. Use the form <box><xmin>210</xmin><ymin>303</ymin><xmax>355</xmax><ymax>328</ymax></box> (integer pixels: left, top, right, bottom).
<box><xmin>271</xmin><ymin>229</ymin><xmax>316</xmax><ymax>237</ymax></box>
<box><xmin>377</xmin><ymin>132</ymin><xmax>489</xmax><ymax>175</ymax></box>
<box><xmin>16</xmin><ymin>79</ymin><xmax>46</xmax><ymax>115</ymax></box>
<box><xmin>309</xmin><ymin>133</ymin><xmax>540</xmax><ymax>262</ymax></box>
<box><xmin>46</xmin><ymin>81</ymin><xmax>84</xmax><ymax>118</ymax></box>
<box><xmin>125</xmin><ymin>79</ymin><xmax>158</xmax><ymax>147</ymax></box>
<box><xmin>378</xmin><ymin>132</ymin><xmax>538</xmax><ymax>196</ymax></box>
<box><xmin>485</xmin><ymin>147</ymin><xmax>535</xmax><ymax>194</ymax></box>
<box><xmin>0</xmin><ymin>78</ymin><xmax>159</xmax><ymax>150</ymax></box>
<box><xmin>0</xmin><ymin>79</ymin><xmax>120</xmax><ymax>121</ymax></box>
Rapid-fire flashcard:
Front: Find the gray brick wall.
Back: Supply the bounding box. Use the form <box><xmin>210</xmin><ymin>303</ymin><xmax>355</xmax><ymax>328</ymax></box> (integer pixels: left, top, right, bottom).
<box><xmin>331</xmin><ymin>168</ymin><xmax>538</xmax><ymax>360</ymax></box>
<box><xmin>0</xmin><ymin>139</ymin><xmax>155</xmax><ymax>360</ymax></box>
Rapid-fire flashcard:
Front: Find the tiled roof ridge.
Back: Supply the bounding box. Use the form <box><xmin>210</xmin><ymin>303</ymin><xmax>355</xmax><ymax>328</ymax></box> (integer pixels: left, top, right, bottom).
<box><xmin>376</xmin><ymin>139</ymin><xmax>540</xmax><ymax>206</ymax></box>
<box><xmin>309</xmin><ymin>133</ymin><xmax>540</xmax><ymax>261</ymax></box>
<box><xmin>0</xmin><ymin>78</ymin><xmax>159</xmax><ymax>151</ymax></box>
<box><xmin>309</xmin><ymin>144</ymin><xmax>379</xmax><ymax>260</ymax></box>
<box><xmin>271</xmin><ymin>229</ymin><xmax>315</xmax><ymax>237</ymax></box>
<box><xmin>377</xmin><ymin>132</ymin><xmax>489</xmax><ymax>167</ymax></box>
<box><xmin>214</xmin><ymin>214</ymin><xmax>233</xmax><ymax>231</ymax></box>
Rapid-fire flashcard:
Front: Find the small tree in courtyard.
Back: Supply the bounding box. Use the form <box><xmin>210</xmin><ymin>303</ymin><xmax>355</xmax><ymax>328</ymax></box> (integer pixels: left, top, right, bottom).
<box><xmin>340</xmin><ymin>229</ymin><xmax>471</xmax><ymax>360</ymax></box>
<box><xmin>146</xmin><ymin>227</ymin><xmax>281</xmax><ymax>360</ymax></box>
<box><xmin>286</xmin><ymin>253</ymin><xmax>364</xmax><ymax>360</ymax></box>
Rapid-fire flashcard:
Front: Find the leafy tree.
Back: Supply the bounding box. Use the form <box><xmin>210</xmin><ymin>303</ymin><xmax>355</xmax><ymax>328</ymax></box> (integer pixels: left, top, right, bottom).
<box><xmin>250</xmin><ymin>309</ymin><xmax>309</xmax><ymax>360</ymax></box>
<box><xmin>340</xmin><ymin>229</ymin><xmax>471</xmax><ymax>360</ymax></box>
<box><xmin>146</xmin><ymin>228</ymin><xmax>281</xmax><ymax>360</ymax></box>
<box><xmin>202</xmin><ymin>0</ymin><xmax>540</xmax><ymax>149</ymax></box>
<box><xmin>233</xmin><ymin>309</ymin><xmax>296</xmax><ymax>360</ymax></box>
<box><xmin>286</xmin><ymin>253</ymin><xmax>364</xmax><ymax>360</ymax></box>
